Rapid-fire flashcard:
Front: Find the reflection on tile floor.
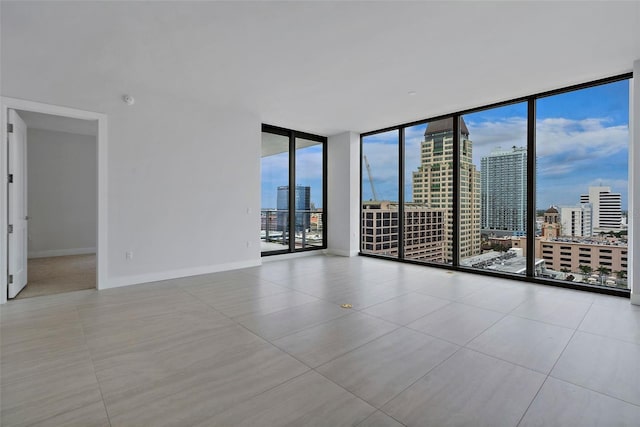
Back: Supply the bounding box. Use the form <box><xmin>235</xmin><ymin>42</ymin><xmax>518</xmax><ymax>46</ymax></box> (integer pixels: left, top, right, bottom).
<box><xmin>2</xmin><ymin>254</ymin><xmax>639</xmax><ymax>426</ymax></box>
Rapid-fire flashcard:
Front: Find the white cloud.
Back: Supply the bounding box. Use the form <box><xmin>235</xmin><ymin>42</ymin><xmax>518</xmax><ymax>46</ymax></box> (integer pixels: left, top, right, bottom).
<box><xmin>464</xmin><ymin>116</ymin><xmax>628</xmax><ymax>177</ymax></box>
<box><xmin>537</xmin><ymin>163</ymin><xmax>575</xmax><ymax>176</ymax></box>
<box><xmin>585</xmin><ymin>178</ymin><xmax>629</xmax><ymax>197</ymax></box>
<box><xmin>535</xmin><ymin>117</ymin><xmax>628</xmax><ymax>160</ymax></box>
<box><xmin>360</xmin><ymin>115</ymin><xmax>629</xmax><ymax>206</ymax></box>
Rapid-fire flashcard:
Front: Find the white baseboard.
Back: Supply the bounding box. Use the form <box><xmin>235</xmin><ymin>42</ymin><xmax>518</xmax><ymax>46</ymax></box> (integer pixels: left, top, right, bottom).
<box><xmin>631</xmin><ymin>293</ymin><xmax>640</xmax><ymax>306</ymax></box>
<box><xmin>261</xmin><ymin>250</ymin><xmax>327</xmax><ymax>263</ymax></box>
<box><xmin>326</xmin><ymin>248</ymin><xmax>359</xmax><ymax>257</ymax></box>
<box><xmin>28</xmin><ymin>247</ymin><xmax>96</xmax><ymax>259</ymax></box>
<box><xmin>101</xmin><ymin>259</ymin><xmax>261</xmax><ymax>290</ymax></box>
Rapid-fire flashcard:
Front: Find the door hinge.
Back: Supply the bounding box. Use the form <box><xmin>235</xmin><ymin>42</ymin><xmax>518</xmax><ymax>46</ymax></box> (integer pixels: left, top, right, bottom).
<box><xmin>7</xmin><ymin>123</ymin><xmax>13</xmax><ymax>133</ymax></box>
<box><xmin>8</xmin><ymin>275</ymin><xmax>13</xmax><ymax>284</ymax></box>
<box><xmin>8</xmin><ymin>174</ymin><xmax>13</xmax><ymax>183</ymax></box>
<box><xmin>8</xmin><ymin>224</ymin><xmax>13</xmax><ymax>234</ymax></box>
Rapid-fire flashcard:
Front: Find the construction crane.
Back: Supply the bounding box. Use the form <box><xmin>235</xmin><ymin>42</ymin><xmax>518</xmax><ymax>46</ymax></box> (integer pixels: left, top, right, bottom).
<box><xmin>363</xmin><ymin>155</ymin><xmax>378</xmax><ymax>201</ymax></box>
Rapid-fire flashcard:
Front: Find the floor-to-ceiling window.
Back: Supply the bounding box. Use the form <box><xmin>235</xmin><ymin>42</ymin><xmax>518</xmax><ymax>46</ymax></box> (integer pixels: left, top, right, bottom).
<box><xmin>535</xmin><ymin>80</ymin><xmax>629</xmax><ymax>289</ymax></box>
<box><xmin>295</xmin><ymin>137</ymin><xmax>325</xmax><ymax>249</ymax></box>
<box><xmin>459</xmin><ymin>103</ymin><xmax>528</xmax><ymax>276</ymax></box>
<box><xmin>360</xmin><ymin>74</ymin><xmax>631</xmax><ymax>295</ymax></box>
<box><xmin>261</xmin><ymin>125</ymin><xmax>326</xmax><ymax>255</ymax></box>
<box><xmin>361</xmin><ymin>130</ymin><xmax>399</xmax><ymax>258</ymax></box>
<box><xmin>403</xmin><ymin>121</ymin><xmax>451</xmax><ymax>265</ymax></box>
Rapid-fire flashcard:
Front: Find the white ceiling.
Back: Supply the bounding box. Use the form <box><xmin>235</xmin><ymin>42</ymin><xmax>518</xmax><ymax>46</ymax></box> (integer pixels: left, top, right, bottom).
<box><xmin>2</xmin><ymin>1</ymin><xmax>639</xmax><ymax>136</ymax></box>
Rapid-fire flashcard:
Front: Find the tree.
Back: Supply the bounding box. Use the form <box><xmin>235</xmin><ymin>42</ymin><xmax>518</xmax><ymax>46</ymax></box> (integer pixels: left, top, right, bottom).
<box><xmin>596</xmin><ymin>266</ymin><xmax>611</xmax><ymax>285</ymax></box>
<box><xmin>614</xmin><ymin>270</ymin><xmax>627</xmax><ymax>279</ymax></box>
<box><xmin>578</xmin><ymin>265</ymin><xmax>592</xmax><ymax>276</ymax></box>
<box><xmin>490</xmin><ymin>243</ymin><xmax>508</xmax><ymax>252</ymax></box>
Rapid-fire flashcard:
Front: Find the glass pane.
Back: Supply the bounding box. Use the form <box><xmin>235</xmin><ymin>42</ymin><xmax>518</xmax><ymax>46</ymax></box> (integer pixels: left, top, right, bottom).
<box><xmin>361</xmin><ymin>130</ymin><xmax>399</xmax><ymax>258</ymax></box>
<box><xmin>460</xmin><ymin>104</ymin><xmax>528</xmax><ymax>275</ymax></box>
<box><xmin>536</xmin><ymin>80</ymin><xmax>629</xmax><ymax>288</ymax></box>
<box><xmin>261</xmin><ymin>132</ymin><xmax>289</xmax><ymax>252</ymax></box>
<box><xmin>295</xmin><ymin>138</ymin><xmax>324</xmax><ymax>249</ymax></box>
<box><xmin>403</xmin><ymin>122</ymin><xmax>448</xmax><ymax>264</ymax></box>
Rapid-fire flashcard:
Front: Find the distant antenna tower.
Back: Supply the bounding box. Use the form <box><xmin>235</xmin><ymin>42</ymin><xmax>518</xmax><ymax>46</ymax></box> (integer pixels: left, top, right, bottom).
<box><xmin>364</xmin><ymin>155</ymin><xmax>379</xmax><ymax>201</ymax></box>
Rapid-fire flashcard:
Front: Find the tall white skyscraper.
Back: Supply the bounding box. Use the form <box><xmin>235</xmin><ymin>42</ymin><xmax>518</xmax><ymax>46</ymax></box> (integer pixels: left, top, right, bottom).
<box><xmin>579</xmin><ymin>186</ymin><xmax>622</xmax><ymax>231</ymax></box>
<box><xmin>560</xmin><ymin>204</ymin><xmax>593</xmax><ymax>237</ymax></box>
<box><xmin>480</xmin><ymin>146</ymin><xmax>527</xmax><ymax>236</ymax></box>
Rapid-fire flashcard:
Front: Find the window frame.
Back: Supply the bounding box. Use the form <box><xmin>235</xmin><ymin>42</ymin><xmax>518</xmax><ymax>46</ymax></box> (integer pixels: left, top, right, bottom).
<box><xmin>359</xmin><ymin>73</ymin><xmax>632</xmax><ymax>297</ymax></box>
<box><xmin>262</xmin><ymin>124</ymin><xmax>327</xmax><ymax>256</ymax></box>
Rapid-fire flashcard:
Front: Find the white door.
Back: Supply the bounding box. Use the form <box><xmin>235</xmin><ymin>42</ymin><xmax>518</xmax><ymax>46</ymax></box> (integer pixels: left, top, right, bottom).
<box><xmin>8</xmin><ymin>109</ymin><xmax>28</xmax><ymax>298</ymax></box>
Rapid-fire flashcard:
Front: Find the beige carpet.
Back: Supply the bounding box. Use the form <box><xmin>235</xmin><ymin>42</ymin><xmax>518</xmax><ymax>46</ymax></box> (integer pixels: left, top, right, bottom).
<box><xmin>15</xmin><ymin>254</ymin><xmax>96</xmax><ymax>299</ymax></box>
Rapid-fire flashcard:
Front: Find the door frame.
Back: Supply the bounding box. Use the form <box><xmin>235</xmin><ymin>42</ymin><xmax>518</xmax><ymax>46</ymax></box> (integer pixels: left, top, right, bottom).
<box><xmin>1</xmin><ymin>97</ymin><xmax>108</xmax><ymax>303</ymax></box>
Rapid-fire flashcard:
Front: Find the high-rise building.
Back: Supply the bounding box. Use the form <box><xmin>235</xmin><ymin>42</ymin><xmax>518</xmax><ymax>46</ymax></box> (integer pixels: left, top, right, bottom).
<box><xmin>412</xmin><ymin>118</ymin><xmax>481</xmax><ymax>261</ymax></box>
<box><xmin>480</xmin><ymin>146</ymin><xmax>527</xmax><ymax>236</ymax></box>
<box><xmin>277</xmin><ymin>185</ymin><xmax>311</xmax><ymax>232</ymax></box>
<box><xmin>560</xmin><ymin>204</ymin><xmax>593</xmax><ymax>237</ymax></box>
<box><xmin>580</xmin><ymin>186</ymin><xmax>622</xmax><ymax>231</ymax></box>
<box><xmin>361</xmin><ymin>201</ymin><xmax>445</xmax><ymax>261</ymax></box>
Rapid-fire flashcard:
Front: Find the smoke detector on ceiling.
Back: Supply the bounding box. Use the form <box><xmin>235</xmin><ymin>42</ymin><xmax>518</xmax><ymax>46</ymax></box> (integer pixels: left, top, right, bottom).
<box><xmin>122</xmin><ymin>95</ymin><xmax>135</xmax><ymax>105</ymax></box>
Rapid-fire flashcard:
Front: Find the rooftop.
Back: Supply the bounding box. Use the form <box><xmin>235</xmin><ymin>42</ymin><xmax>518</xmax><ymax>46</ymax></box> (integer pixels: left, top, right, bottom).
<box><xmin>424</xmin><ymin>117</ymin><xmax>469</xmax><ymax>137</ymax></box>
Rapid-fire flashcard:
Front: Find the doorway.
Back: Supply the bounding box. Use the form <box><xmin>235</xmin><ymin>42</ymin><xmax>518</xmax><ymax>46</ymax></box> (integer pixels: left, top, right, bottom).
<box><xmin>16</xmin><ymin>110</ymin><xmax>97</xmax><ymax>298</ymax></box>
<box><xmin>1</xmin><ymin>98</ymin><xmax>107</xmax><ymax>303</ymax></box>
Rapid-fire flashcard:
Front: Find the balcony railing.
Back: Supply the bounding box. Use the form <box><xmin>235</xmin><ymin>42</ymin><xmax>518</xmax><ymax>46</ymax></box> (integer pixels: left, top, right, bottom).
<box><xmin>261</xmin><ymin>209</ymin><xmax>324</xmax><ymax>252</ymax></box>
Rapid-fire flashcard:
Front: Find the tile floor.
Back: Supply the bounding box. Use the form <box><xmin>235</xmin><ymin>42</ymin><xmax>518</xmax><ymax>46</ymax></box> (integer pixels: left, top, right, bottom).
<box><xmin>1</xmin><ymin>254</ymin><xmax>639</xmax><ymax>426</ymax></box>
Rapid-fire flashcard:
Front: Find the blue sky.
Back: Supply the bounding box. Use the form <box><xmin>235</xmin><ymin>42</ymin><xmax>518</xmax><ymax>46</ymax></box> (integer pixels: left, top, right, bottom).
<box><xmin>362</xmin><ymin>79</ymin><xmax>630</xmax><ymax>210</ymax></box>
<box><xmin>261</xmin><ymin>145</ymin><xmax>324</xmax><ymax>209</ymax></box>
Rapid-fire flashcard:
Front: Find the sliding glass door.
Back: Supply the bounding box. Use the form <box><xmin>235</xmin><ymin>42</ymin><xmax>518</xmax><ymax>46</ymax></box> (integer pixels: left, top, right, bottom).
<box><xmin>261</xmin><ymin>125</ymin><xmax>327</xmax><ymax>255</ymax></box>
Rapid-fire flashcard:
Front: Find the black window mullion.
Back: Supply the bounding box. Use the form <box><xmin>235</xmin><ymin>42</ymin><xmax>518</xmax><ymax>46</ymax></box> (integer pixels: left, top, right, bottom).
<box><xmin>398</xmin><ymin>128</ymin><xmax>405</xmax><ymax>259</ymax></box>
<box><xmin>452</xmin><ymin>115</ymin><xmax>460</xmax><ymax>266</ymax></box>
<box><xmin>322</xmin><ymin>138</ymin><xmax>328</xmax><ymax>250</ymax></box>
<box><xmin>360</xmin><ymin>135</ymin><xmax>364</xmax><ymax>253</ymax></box>
<box><xmin>526</xmin><ymin>99</ymin><xmax>536</xmax><ymax>277</ymax></box>
<box><xmin>289</xmin><ymin>131</ymin><xmax>296</xmax><ymax>253</ymax></box>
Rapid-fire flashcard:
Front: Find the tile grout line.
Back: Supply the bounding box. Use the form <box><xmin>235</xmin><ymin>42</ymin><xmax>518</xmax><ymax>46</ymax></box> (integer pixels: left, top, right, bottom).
<box><xmin>374</xmin><ymin>342</ymin><xmax>467</xmax><ymax>421</ymax></box>
<box><xmin>545</xmin><ymin>374</ymin><xmax>640</xmax><ymax>409</ymax></box>
<box><xmin>181</xmin><ymin>285</ymin><xmax>353</xmax><ymax>342</ymax></box>
<box><xmin>267</xmin><ymin>313</ymin><xmax>403</xmax><ymax>369</ymax></box>
<box><xmin>515</xmin><ymin>300</ymin><xmax>595</xmax><ymax>427</ymax></box>
<box><xmin>5</xmin><ymin>256</ymin><xmax>635</xmax><ymax>426</ymax></box>
<box><xmin>354</xmin><ymin>409</ymin><xmax>408</xmax><ymax>427</ymax></box>
<box><xmin>91</xmin><ymin>282</ymin><xmax>314</xmax><ymax>424</ymax></box>
<box><xmin>73</xmin><ymin>304</ymin><xmax>113</xmax><ymax>427</ymax></box>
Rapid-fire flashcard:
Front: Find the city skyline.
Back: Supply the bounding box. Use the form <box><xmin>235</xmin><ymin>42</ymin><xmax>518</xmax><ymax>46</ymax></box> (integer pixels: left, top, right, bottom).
<box><xmin>361</xmin><ymin>79</ymin><xmax>629</xmax><ymax>210</ymax></box>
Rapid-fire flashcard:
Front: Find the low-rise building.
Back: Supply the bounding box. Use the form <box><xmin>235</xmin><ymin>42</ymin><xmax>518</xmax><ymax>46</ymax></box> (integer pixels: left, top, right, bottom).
<box><xmin>362</xmin><ymin>201</ymin><xmax>445</xmax><ymax>262</ymax></box>
<box><xmin>511</xmin><ymin>237</ymin><xmax>627</xmax><ymax>277</ymax></box>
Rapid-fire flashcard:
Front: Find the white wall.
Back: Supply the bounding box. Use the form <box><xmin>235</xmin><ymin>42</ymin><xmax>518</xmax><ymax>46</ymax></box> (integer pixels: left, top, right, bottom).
<box><xmin>27</xmin><ymin>128</ymin><xmax>97</xmax><ymax>257</ymax></box>
<box><xmin>2</xmin><ymin>91</ymin><xmax>261</xmax><ymax>291</ymax></box>
<box><xmin>327</xmin><ymin>132</ymin><xmax>360</xmax><ymax>256</ymax></box>
<box><xmin>105</xmin><ymin>93</ymin><xmax>261</xmax><ymax>287</ymax></box>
